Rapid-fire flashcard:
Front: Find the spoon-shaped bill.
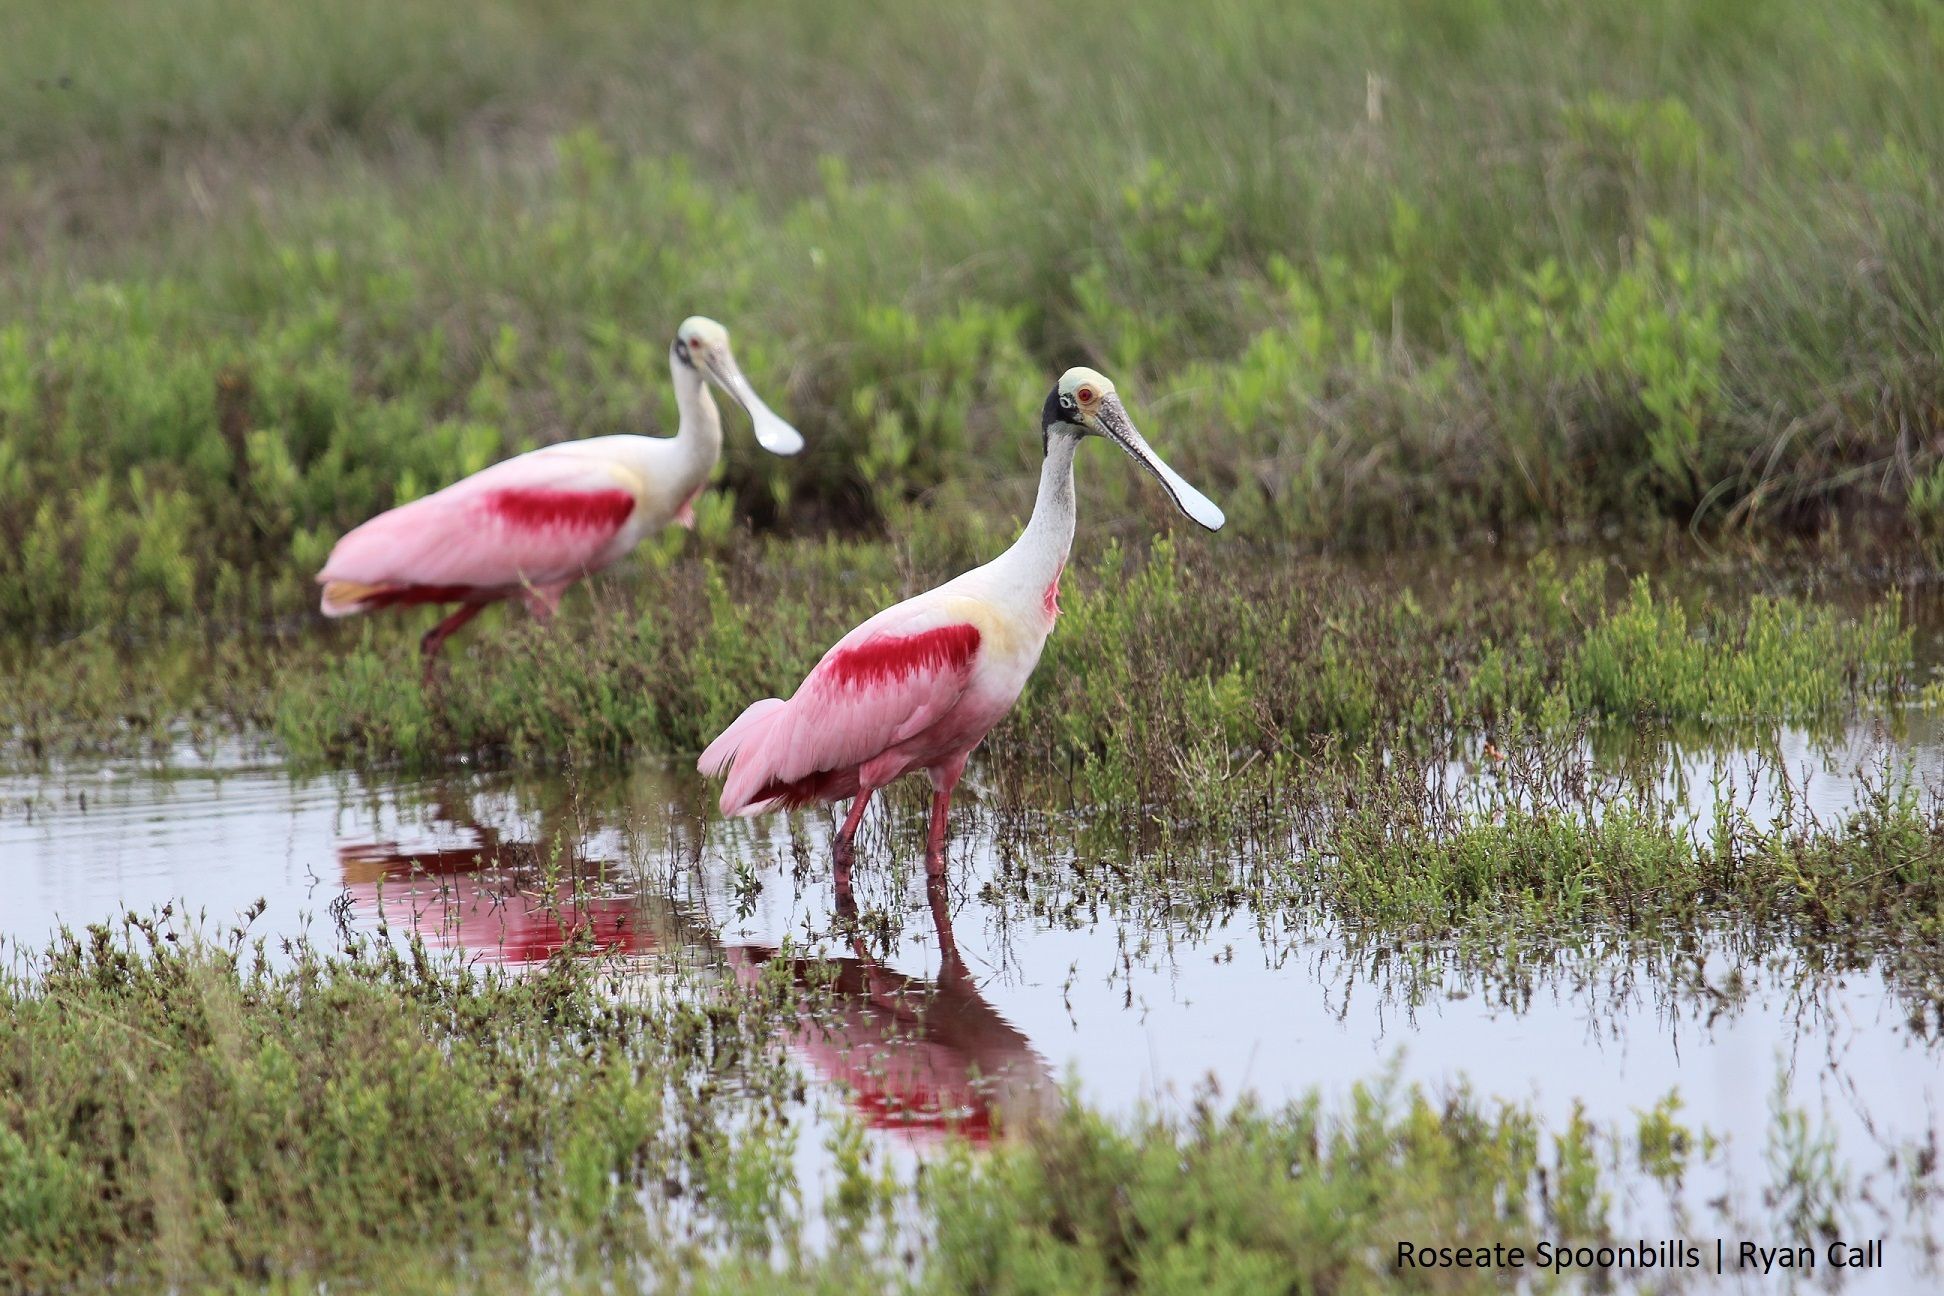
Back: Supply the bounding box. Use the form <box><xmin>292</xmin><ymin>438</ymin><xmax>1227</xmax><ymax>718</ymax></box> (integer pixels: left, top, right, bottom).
<box><xmin>1098</xmin><ymin>398</ymin><xmax>1225</xmax><ymax>531</ymax></box>
<box><xmin>703</xmin><ymin>351</ymin><xmax>805</xmax><ymax>455</ymax></box>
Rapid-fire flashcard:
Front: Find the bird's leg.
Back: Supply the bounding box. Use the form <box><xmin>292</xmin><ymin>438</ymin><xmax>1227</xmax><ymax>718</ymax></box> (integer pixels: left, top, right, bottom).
<box><xmin>924</xmin><ymin>759</ymin><xmax>966</xmax><ymax>879</ymax></box>
<box><xmin>832</xmin><ymin>790</ymin><xmax>873</xmax><ymax>893</ymax></box>
<box><xmin>521</xmin><ymin>581</ymin><xmax>569</xmax><ymax>620</ymax></box>
<box><xmin>924</xmin><ymin>788</ymin><xmax>955</xmax><ymax>877</ymax></box>
<box><xmin>420</xmin><ymin>604</ymin><xmax>485</xmax><ymax>683</ymax></box>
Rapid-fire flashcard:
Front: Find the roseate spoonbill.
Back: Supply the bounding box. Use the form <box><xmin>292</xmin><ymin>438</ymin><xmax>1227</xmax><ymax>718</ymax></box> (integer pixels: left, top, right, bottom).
<box><xmin>699</xmin><ymin>366</ymin><xmax>1223</xmax><ymax>877</ymax></box>
<box><xmin>316</xmin><ymin>317</ymin><xmax>801</xmax><ymax>668</ymax></box>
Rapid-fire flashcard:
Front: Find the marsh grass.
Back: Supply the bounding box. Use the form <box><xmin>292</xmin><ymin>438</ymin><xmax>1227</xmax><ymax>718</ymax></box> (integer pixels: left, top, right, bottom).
<box><xmin>913</xmin><ymin>1082</ymin><xmax>1609</xmax><ymax>1296</ymax></box>
<box><xmin>0</xmin><ymin>908</ymin><xmax>822</xmax><ymax>1291</ymax></box>
<box><xmin>1296</xmin><ymin>742</ymin><xmax>1944</xmax><ymax>948</ymax></box>
<box><xmin>258</xmin><ymin>544</ymin><xmax>1911</xmax><ymax>785</ymax></box>
<box><xmin>9</xmin><ymin>538</ymin><xmax>1931</xmax><ymax>981</ymax></box>
<box><xmin>959</xmin><ymin>719</ymin><xmax>1944</xmax><ymax>1013</ymax></box>
<box><xmin>2</xmin><ymin>908</ymin><xmax>1901</xmax><ymax>1294</ymax></box>
<box><xmin>0</xmin><ymin>0</ymin><xmax>1940</xmax><ymax>636</ymax></box>
<box><xmin>3</xmin><ymin>542</ymin><xmax>1911</xmax><ymax>793</ymax></box>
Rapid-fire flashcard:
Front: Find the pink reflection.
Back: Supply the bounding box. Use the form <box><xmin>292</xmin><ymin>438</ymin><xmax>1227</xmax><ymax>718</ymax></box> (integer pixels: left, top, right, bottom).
<box><xmin>338</xmin><ymin>804</ymin><xmax>1050</xmax><ymax>1143</ymax></box>
<box><xmin>728</xmin><ymin>879</ymin><xmax>1053</xmax><ymax>1146</ymax></box>
<box><xmin>340</xmin><ymin>822</ymin><xmax>647</xmax><ymax>965</ymax></box>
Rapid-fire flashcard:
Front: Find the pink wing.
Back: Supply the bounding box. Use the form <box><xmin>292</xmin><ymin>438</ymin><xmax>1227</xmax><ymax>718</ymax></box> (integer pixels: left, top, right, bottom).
<box><xmin>705</xmin><ymin>596</ymin><xmax>986</xmax><ymax>814</ymax></box>
<box><xmin>318</xmin><ymin>450</ymin><xmax>638</xmax><ymax>613</ymax></box>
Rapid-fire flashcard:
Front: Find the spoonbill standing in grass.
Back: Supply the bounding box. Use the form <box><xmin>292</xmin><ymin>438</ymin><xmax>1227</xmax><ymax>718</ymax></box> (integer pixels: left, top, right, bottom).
<box><xmin>316</xmin><ymin>317</ymin><xmax>802</xmax><ymax>671</ymax></box>
<box><xmin>699</xmin><ymin>367</ymin><xmax>1223</xmax><ymax>879</ymax></box>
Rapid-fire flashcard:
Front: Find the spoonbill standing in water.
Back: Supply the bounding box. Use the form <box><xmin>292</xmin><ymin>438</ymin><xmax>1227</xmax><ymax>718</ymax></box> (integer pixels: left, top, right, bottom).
<box><xmin>317</xmin><ymin>317</ymin><xmax>802</xmax><ymax>669</ymax></box>
<box><xmin>700</xmin><ymin>367</ymin><xmax>1223</xmax><ymax>878</ymax></box>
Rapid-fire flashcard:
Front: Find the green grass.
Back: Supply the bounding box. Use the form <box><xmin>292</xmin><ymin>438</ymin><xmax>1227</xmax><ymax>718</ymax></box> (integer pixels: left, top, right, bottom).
<box><xmin>1</xmin><ymin>0</ymin><xmax>1941</xmax><ymax>637</ymax></box>
<box><xmin>0</xmin><ymin>912</ymin><xmax>808</xmax><ymax>1291</ymax></box>
<box><xmin>270</xmin><ymin>545</ymin><xmax>1910</xmax><ymax>783</ymax></box>
<box><xmin>1304</xmin><ymin>753</ymin><xmax>1944</xmax><ymax>941</ymax></box>
<box><xmin>4</xmin><ymin>541</ymin><xmax>1911</xmax><ymax>788</ymax></box>
<box><xmin>1</xmin><ymin>911</ymin><xmax>1895</xmax><ymax>1295</ymax></box>
<box><xmin>10</xmin><ymin>537</ymin><xmax>1931</xmax><ymax>985</ymax></box>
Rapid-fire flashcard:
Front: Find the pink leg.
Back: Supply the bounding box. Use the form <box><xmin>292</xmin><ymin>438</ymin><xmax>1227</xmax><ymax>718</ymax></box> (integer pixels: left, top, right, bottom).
<box><xmin>924</xmin><ymin>756</ymin><xmax>968</xmax><ymax>879</ymax></box>
<box><xmin>832</xmin><ymin>789</ymin><xmax>874</xmax><ymax>894</ymax></box>
<box><xmin>924</xmin><ymin>787</ymin><xmax>955</xmax><ymax>875</ymax></box>
<box><xmin>522</xmin><ymin>580</ymin><xmax>571</xmax><ymax>619</ymax></box>
<box><xmin>421</xmin><ymin>603</ymin><xmax>485</xmax><ymax>681</ymax></box>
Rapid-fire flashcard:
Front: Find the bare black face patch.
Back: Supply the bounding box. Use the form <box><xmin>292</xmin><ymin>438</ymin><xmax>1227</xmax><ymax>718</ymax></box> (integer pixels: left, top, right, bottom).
<box><xmin>1040</xmin><ymin>384</ymin><xmax>1083</xmax><ymax>452</ymax></box>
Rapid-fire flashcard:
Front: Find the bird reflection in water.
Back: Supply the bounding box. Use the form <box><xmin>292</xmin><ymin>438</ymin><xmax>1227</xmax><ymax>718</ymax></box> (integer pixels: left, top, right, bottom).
<box><xmin>338</xmin><ymin>794</ymin><xmax>655</xmax><ymax>964</ymax></box>
<box><xmin>338</xmin><ymin>795</ymin><xmax>1051</xmax><ymax>1143</ymax></box>
<box><xmin>728</xmin><ymin>874</ymin><xmax>1053</xmax><ymax>1145</ymax></box>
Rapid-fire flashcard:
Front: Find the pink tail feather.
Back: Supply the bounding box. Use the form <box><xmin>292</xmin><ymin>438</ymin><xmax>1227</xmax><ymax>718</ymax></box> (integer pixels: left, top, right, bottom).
<box><xmin>699</xmin><ymin>698</ymin><xmax>788</xmax><ymax>811</ymax></box>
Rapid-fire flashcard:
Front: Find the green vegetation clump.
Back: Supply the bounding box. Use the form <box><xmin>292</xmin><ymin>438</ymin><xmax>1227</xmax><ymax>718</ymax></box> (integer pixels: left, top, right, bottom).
<box><xmin>3</xmin><ymin>542</ymin><xmax>1909</xmax><ymax>780</ymax></box>
<box><xmin>915</xmin><ymin>1085</ymin><xmax>1605</xmax><ymax>1296</ymax></box>
<box><xmin>1566</xmin><ymin>575</ymin><xmax>1908</xmax><ymax>718</ymax></box>
<box><xmin>1</xmin><ymin>0</ymin><xmax>1940</xmax><ymax>637</ymax></box>
<box><xmin>967</xmin><ymin>724</ymin><xmax>1944</xmax><ymax>998</ymax></box>
<box><xmin>1296</xmin><ymin>758</ymin><xmax>1944</xmax><ymax>942</ymax></box>
<box><xmin>1016</xmin><ymin>546</ymin><xmax>1909</xmax><ymax>807</ymax></box>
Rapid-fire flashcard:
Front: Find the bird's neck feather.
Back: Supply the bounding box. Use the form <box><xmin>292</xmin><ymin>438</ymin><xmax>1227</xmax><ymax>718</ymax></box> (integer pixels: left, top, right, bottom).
<box><xmin>670</xmin><ymin>361</ymin><xmax>724</xmax><ymax>482</ymax></box>
<box><xmin>995</xmin><ymin>431</ymin><xmax>1079</xmax><ymax>595</ymax></box>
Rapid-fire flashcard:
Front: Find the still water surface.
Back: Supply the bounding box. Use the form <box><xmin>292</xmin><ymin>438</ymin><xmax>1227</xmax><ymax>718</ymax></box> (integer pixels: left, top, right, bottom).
<box><xmin>4</xmin><ymin>722</ymin><xmax>1941</xmax><ymax>1289</ymax></box>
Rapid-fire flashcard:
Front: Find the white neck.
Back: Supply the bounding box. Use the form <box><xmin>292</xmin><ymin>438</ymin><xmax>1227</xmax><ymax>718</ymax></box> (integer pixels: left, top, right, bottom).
<box><xmin>669</xmin><ymin>356</ymin><xmax>724</xmax><ymax>482</ymax></box>
<box><xmin>990</xmin><ymin>430</ymin><xmax>1079</xmax><ymax>595</ymax></box>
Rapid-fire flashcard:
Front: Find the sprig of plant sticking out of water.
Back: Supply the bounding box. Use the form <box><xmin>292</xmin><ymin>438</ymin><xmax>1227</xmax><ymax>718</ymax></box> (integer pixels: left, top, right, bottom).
<box><xmin>968</xmin><ymin>723</ymin><xmax>1944</xmax><ymax>1010</ymax></box>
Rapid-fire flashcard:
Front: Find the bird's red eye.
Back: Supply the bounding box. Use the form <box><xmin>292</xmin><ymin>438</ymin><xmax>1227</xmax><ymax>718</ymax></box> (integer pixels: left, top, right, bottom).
<box><xmin>1077</xmin><ymin>386</ymin><xmax>1096</xmax><ymax>404</ymax></box>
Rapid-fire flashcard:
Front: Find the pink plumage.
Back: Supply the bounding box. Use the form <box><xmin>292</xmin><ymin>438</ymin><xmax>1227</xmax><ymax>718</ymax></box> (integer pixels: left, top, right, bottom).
<box><xmin>698</xmin><ymin>365</ymin><xmax>1223</xmax><ymax>881</ymax></box>
<box><xmin>701</xmin><ymin>605</ymin><xmax>993</xmax><ymax>821</ymax></box>
<box><xmin>318</xmin><ymin>456</ymin><xmax>640</xmax><ymax>616</ymax></box>
<box><xmin>313</xmin><ymin>315</ymin><xmax>803</xmax><ymax>669</ymax></box>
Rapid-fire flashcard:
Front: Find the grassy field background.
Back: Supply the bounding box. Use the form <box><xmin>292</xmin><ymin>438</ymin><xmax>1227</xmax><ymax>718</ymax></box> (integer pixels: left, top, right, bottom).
<box><xmin>2</xmin><ymin>0</ymin><xmax>1941</xmax><ymax>636</ymax></box>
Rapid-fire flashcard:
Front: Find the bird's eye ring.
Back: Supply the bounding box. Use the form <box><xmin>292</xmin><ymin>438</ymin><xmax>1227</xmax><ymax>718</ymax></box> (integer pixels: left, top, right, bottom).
<box><xmin>1076</xmin><ymin>385</ymin><xmax>1096</xmax><ymax>404</ymax></box>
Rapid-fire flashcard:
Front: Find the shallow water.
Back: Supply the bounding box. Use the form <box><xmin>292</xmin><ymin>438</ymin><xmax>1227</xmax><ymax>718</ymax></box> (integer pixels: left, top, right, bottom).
<box><xmin>4</xmin><ymin>723</ymin><xmax>1942</xmax><ymax>1289</ymax></box>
